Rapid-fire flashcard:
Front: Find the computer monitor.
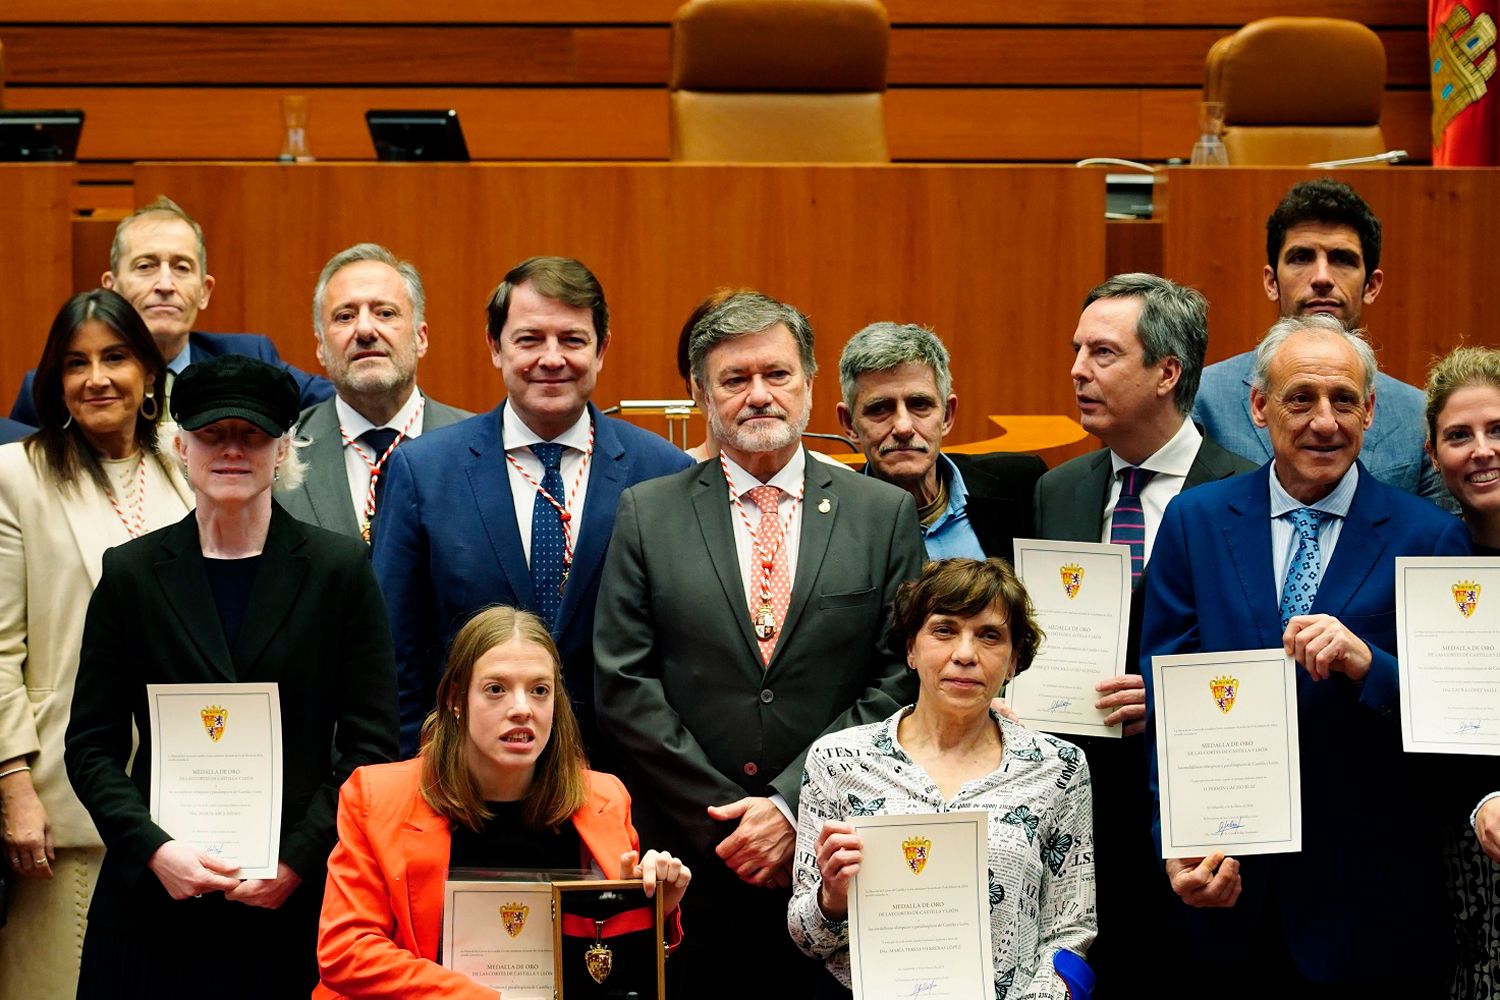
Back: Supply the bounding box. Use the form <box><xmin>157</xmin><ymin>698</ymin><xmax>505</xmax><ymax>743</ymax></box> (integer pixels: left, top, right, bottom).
<box><xmin>365</xmin><ymin>110</ymin><xmax>470</xmax><ymax>162</ymax></box>
<box><xmin>0</xmin><ymin>111</ymin><xmax>85</xmax><ymax>162</ymax></box>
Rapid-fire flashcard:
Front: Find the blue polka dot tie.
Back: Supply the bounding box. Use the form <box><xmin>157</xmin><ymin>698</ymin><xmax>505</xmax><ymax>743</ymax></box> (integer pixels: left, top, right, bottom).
<box><xmin>529</xmin><ymin>442</ymin><xmax>568</xmax><ymax>629</ymax></box>
<box><xmin>1279</xmin><ymin>507</ymin><xmax>1329</xmax><ymax>629</ymax></box>
<box><xmin>1110</xmin><ymin>466</ymin><xmax>1157</xmax><ymax>585</ymax></box>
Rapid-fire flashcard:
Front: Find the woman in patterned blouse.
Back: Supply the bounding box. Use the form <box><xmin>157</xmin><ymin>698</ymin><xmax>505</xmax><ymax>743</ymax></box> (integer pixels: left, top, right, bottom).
<box><xmin>788</xmin><ymin>557</ymin><xmax>1096</xmax><ymax>999</ymax></box>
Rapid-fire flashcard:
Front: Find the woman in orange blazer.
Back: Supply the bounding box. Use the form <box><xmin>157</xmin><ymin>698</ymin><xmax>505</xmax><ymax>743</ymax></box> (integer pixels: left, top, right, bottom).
<box><xmin>315</xmin><ymin>606</ymin><xmax>689</xmax><ymax>999</ymax></box>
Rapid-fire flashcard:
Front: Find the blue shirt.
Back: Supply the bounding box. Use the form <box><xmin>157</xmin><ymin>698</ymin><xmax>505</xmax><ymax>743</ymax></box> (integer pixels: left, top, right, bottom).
<box><xmin>1268</xmin><ymin>461</ymin><xmax>1358</xmax><ymax>603</ymax></box>
<box><xmin>915</xmin><ymin>454</ymin><xmax>985</xmax><ymax>560</ymax></box>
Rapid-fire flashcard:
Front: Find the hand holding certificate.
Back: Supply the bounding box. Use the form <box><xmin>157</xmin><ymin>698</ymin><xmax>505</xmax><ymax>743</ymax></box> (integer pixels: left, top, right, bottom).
<box><xmin>147</xmin><ymin>682</ymin><xmax>282</xmax><ymax>879</ymax></box>
<box><xmin>1152</xmin><ymin>650</ymin><xmax>1300</xmax><ymax>859</ymax></box>
<box><xmin>845</xmin><ymin>812</ymin><xmax>992</xmax><ymax>1000</ymax></box>
<box><xmin>1397</xmin><ymin>557</ymin><xmax>1500</xmax><ymax>754</ymax></box>
<box><xmin>1009</xmin><ymin>539</ymin><xmax>1132</xmax><ymax>738</ymax></box>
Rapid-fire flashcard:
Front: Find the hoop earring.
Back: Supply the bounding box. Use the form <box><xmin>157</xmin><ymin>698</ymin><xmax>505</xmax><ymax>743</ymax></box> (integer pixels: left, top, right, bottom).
<box><xmin>62</xmin><ymin>413</ymin><xmax>73</xmax><ymax>430</ymax></box>
<box><xmin>139</xmin><ymin>392</ymin><xmax>159</xmax><ymax>421</ymax></box>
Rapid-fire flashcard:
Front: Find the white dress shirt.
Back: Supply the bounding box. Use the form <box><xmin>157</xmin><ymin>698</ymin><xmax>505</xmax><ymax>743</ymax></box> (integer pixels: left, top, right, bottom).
<box><xmin>503</xmin><ymin>406</ymin><xmax>594</xmax><ymax>566</ymax></box>
<box><xmin>721</xmin><ymin>448</ymin><xmax>807</xmax><ymax>609</ymax></box>
<box><xmin>1102</xmin><ymin>418</ymin><xmax>1203</xmax><ymax>564</ymax></box>
<box><xmin>335</xmin><ymin>390</ymin><xmax>428</xmax><ymax>523</ymax></box>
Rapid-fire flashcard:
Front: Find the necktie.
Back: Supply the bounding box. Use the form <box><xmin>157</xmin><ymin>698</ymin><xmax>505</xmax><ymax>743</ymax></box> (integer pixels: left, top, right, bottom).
<box><xmin>747</xmin><ymin>485</ymin><xmax>791</xmax><ymax>664</ymax></box>
<box><xmin>1110</xmin><ymin>466</ymin><xmax>1157</xmax><ymax>585</ymax></box>
<box><xmin>360</xmin><ymin>427</ymin><xmax>400</xmax><ymax>506</ymax></box>
<box><xmin>1279</xmin><ymin>507</ymin><xmax>1329</xmax><ymax>629</ymax></box>
<box><xmin>529</xmin><ymin>442</ymin><xmax>568</xmax><ymax>629</ymax></box>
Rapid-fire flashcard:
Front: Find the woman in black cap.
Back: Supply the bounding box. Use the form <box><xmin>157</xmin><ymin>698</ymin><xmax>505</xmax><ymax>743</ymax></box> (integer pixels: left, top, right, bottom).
<box><xmin>64</xmin><ymin>354</ymin><xmax>399</xmax><ymax>998</ymax></box>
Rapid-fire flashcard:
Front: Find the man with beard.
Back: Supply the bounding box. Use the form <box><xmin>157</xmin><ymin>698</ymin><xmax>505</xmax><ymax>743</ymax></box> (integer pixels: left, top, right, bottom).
<box><xmin>594</xmin><ymin>290</ymin><xmax>924</xmax><ymax>994</ymax></box>
<box><xmin>278</xmin><ymin>244</ymin><xmax>468</xmax><ymax>541</ymax></box>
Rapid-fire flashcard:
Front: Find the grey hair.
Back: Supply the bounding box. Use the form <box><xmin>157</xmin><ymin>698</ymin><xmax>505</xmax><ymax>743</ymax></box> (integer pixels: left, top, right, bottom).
<box><xmin>838</xmin><ymin>322</ymin><xmax>953</xmax><ymax>410</ymax></box>
<box><xmin>172</xmin><ymin>428</ymin><xmax>307</xmax><ymax>493</ymax></box>
<box><xmin>1082</xmin><ymin>273</ymin><xmax>1208</xmax><ymax>415</ymax></box>
<box><xmin>110</xmin><ymin>196</ymin><xmax>208</xmax><ymax>275</ymax></box>
<box><xmin>688</xmin><ymin>291</ymin><xmax>818</xmax><ymax>386</ymax></box>
<box><xmin>312</xmin><ymin>243</ymin><xmax>426</xmax><ymax>341</ymax></box>
<box><xmin>1251</xmin><ymin>314</ymin><xmax>1378</xmax><ymax>397</ymax></box>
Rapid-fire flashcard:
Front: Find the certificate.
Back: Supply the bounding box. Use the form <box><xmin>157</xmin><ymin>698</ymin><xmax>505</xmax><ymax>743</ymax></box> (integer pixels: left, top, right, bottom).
<box><xmin>443</xmin><ymin>879</ymin><xmax>555</xmax><ymax>995</ymax></box>
<box><xmin>1008</xmin><ymin>538</ymin><xmax>1132</xmax><ymax>738</ymax></box>
<box><xmin>1397</xmin><ymin>557</ymin><xmax>1500</xmax><ymax>754</ymax></box>
<box><xmin>146</xmin><ymin>682</ymin><xmax>282</xmax><ymax>879</ymax></box>
<box><xmin>1152</xmin><ymin>649</ymin><xmax>1300</xmax><ymax>859</ymax></box>
<box><xmin>847</xmin><ymin>811</ymin><xmax>992</xmax><ymax>1000</ymax></box>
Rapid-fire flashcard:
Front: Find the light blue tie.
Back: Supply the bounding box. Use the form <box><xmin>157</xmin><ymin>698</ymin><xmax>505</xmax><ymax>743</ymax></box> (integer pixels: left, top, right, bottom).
<box><xmin>529</xmin><ymin>442</ymin><xmax>567</xmax><ymax>629</ymax></box>
<box><xmin>1279</xmin><ymin>507</ymin><xmax>1329</xmax><ymax>629</ymax></box>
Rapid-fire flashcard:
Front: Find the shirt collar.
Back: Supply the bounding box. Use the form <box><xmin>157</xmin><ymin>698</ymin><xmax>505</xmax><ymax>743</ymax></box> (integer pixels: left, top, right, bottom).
<box><xmin>336</xmin><ymin>388</ymin><xmax>425</xmax><ymax>444</ymax></box>
<box><xmin>1109</xmin><ymin>418</ymin><xmax>1202</xmax><ymax>478</ymax></box>
<box><xmin>1268</xmin><ymin>460</ymin><xmax>1359</xmax><ymax>518</ymax></box>
<box><xmin>721</xmin><ymin>447</ymin><xmax>807</xmax><ymax>500</ymax></box>
<box><xmin>503</xmin><ymin>404</ymin><xmax>593</xmax><ymax>453</ymax></box>
<box><xmin>166</xmin><ymin>341</ymin><xmax>193</xmax><ymax>375</ymax></box>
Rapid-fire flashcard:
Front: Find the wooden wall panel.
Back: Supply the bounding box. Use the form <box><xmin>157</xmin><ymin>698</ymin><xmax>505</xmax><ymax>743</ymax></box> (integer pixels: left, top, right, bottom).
<box><xmin>1160</xmin><ymin>167</ymin><xmax>1500</xmax><ymax>389</ymax></box>
<box><xmin>67</xmin><ymin>164</ymin><xmax>1104</xmax><ymax>449</ymax></box>
<box><xmin>0</xmin><ymin>166</ymin><xmax>72</xmax><ymax>390</ymax></box>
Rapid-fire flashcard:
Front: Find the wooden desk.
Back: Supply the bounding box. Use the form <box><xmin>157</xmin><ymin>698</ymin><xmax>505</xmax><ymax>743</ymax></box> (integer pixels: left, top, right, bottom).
<box><xmin>95</xmin><ymin>163</ymin><xmax>1107</xmax><ymax>450</ymax></box>
<box><xmin>1161</xmin><ymin>166</ymin><xmax>1500</xmax><ymax>388</ymax></box>
<box><xmin>0</xmin><ymin>165</ymin><xmax>72</xmax><ymax>403</ymax></box>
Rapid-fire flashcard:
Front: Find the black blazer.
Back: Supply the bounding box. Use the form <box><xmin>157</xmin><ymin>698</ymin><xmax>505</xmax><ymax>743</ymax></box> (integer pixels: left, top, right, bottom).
<box><xmin>948</xmin><ymin>451</ymin><xmax>1048</xmax><ymax>563</ymax></box>
<box><xmin>65</xmin><ymin>504</ymin><xmax>398</xmax><ymax>926</ymax></box>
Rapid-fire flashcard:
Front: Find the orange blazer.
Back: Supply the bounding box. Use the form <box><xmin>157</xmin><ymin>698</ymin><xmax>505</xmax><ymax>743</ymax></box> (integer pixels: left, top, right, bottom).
<box><xmin>314</xmin><ymin>757</ymin><xmax>679</xmax><ymax>999</ymax></box>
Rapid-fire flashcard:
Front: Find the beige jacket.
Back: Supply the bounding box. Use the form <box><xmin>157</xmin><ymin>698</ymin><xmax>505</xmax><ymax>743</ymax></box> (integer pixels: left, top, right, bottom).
<box><xmin>0</xmin><ymin>441</ymin><xmax>192</xmax><ymax>845</ymax></box>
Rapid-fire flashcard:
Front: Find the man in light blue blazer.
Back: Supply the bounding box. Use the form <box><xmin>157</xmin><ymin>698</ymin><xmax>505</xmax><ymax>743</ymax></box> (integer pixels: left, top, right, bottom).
<box><xmin>372</xmin><ymin>256</ymin><xmax>691</xmax><ymax>760</ymax></box>
<box><xmin>10</xmin><ymin>197</ymin><xmax>329</xmax><ymax>423</ymax></box>
<box><xmin>1143</xmin><ymin>314</ymin><xmax>1470</xmax><ymax>995</ymax></box>
<box><xmin>1192</xmin><ymin>178</ymin><xmax>1452</xmax><ymax>509</ymax></box>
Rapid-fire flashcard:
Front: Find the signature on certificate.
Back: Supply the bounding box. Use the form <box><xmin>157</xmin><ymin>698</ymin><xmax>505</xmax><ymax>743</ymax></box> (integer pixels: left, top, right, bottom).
<box><xmin>1046</xmin><ymin>698</ymin><xmax>1073</xmax><ymax>712</ymax></box>
<box><xmin>1214</xmin><ymin>818</ymin><xmax>1245</xmax><ymax>835</ymax></box>
<box><xmin>1458</xmin><ymin>721</ymin><xmax>1482</xmax><ymax>734</ymax></box>
<box><xmin>907</xmin><ymin>983</ymin><xmax>937</xmax><ymax>997</ymax></box>
<box><xmin>203</xmin><ymin>843</ymin><xmax>225</xmax><ymax>856</ymax></box>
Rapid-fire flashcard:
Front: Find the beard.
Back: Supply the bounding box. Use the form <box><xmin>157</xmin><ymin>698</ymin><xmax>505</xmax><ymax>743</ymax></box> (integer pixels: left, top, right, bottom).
<box><xmin>707</xmin><ymin>393</ymin><xmax>811</xmax><ymax>456</ymax></box>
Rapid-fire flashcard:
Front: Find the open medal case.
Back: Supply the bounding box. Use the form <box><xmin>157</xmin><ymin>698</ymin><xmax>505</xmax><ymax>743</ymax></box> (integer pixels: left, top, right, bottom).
<box><xmin>552</xmin><ymin>879</ymin><xmax>665</xmax><ymax>999</ymax></box>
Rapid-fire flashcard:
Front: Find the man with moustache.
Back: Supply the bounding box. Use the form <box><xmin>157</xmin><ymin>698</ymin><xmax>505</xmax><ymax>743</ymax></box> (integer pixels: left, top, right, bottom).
<box><xmin>277</xmin><ymin>244</ymin><xmax>468</xmax><ymax>541</ymax></box>
<box><xmin>594</xmin><ymin>291</ymin><xmax>924</xmax><ymax>994</ymax></box>
<box><xmin>10</xmin><ymin>197</ymin><xmax>328</xmax><ymax>423</ymax></box>
<box><xmin>373</xmin><ymin>256</ymin><xmax>690</xmax><ymax>762</ymax></box>
<box><xmin>835</xmin><ymin>321</ymin><xmax>1044</xmax><ymax>562</ymax></box>
<box><xmin>1192</xmin><ymin>178</ymin><xmax>1450</xmax><ymax>506</ymax></box>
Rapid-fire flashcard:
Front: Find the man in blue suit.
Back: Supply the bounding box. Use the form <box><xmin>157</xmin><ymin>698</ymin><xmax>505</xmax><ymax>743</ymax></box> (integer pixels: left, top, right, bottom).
<box><xmin>373</xmin><ymin>256</ymin><xmax>691</xmax><ymax>760</ymax></box>
<box><xmin>9</xmin><ymin>197</ymin><xmax>328</xmax><ymax>423</ymax></box>
<box><xmin>1143</xmin><ymin>314</ymin><xmax>1470</xmax><ymax>995</ymax></box>
<box><xmin>1192</xmin><ymin>179</ymin><xmax>1452</xmax><ymax>510</ymax></box>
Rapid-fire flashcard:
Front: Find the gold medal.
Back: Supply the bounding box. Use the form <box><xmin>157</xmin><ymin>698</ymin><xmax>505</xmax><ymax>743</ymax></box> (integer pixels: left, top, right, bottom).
<box><xmin>753</xmin><ymin>603</ymin><xmax>778</xmax><ymax>640</ymax></box>
<box><xmin>360</xmin><ymin>519</ymin><xmax>372</xmax><ymax>544</ymax></box>
<box><xmin>585</xmin><ymin>920</ymin><xmax>613</xmax><ymax>983</ymax></box>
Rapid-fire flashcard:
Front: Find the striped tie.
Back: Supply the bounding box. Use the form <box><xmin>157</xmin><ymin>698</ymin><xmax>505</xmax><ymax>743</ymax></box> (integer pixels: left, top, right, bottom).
<box><xmin>1110</xmin><ymin>466</ymin><xmax>1156</xmax><ymax>584</ymax></box>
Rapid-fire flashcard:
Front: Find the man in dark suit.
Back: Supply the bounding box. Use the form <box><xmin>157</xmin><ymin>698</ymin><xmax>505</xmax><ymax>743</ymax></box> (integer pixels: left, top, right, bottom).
<box><xmin>0</xmin><ymin>417</ymin><xmax>31</xmax><ymax>444</ymax></box>
<box><xmin>1142</xmin><ymin>314</ymin><xmax>1470</xmax><ymax>995</ymax></box>
<box><xmin>835</xmin><ymin>321</ymin><xmax>1044</xmax><ymax>562</ymax></box>
<box><xmin>1035</xmin><ymin>273</ymin><xmax>1253</xmax><ymax>996</ymax></box>
<box><xmin>373</xmin><ymin>256</ymin><xmax>691</xmax><ymax>760</ymax></box>
<box><xmin>278</xmin><ymin>244</ymin><xmax>467</xmax><ymax>541</ymax></box>
<box><xmin>9</xmin><ymin>196</ymin><xmax>329</xmax><ymax>423</ymax></box>
<box><xmin>594</xmin><ymin>291</ymin><xmax>924</xmax><ymax>994</ymax></box>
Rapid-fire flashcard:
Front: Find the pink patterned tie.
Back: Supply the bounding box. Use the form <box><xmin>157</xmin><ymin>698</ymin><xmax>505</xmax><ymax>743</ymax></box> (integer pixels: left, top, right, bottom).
<box><xmin>747</xmin><ymin>485</ymin><xmax>791</xmax><ymax>664</ymax></box>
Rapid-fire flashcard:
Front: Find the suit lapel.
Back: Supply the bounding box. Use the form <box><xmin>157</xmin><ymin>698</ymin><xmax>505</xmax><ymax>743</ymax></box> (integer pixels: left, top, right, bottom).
<box><xmin>691</xmin><ymin>462</ymin><xmax>764</xmax><ymax>663</ymax></box>
<box><xmin>1220</xmin><ymin>466</ymin><xmax>1283</xmax><ymax>649</ymax></box>
<box><xmin>399</xmin><ymin>787</ymin><xmax>451</xmax><ymax>957</ymax></box>
<box><xmin>774</xmin><ymin>454</ymin><xmax>835</xmax><ymax>665</ymax></box>
<box><xmin>1056</xmin><ymin>450</ymin><xmax>1113</xmax><ymax>542</ymax></box>
<box><xmin>467</xmin><ymin>405</ymin><xmax>535</xmax><ymax>610</ymax></box>
<box><xmin>1184</xmin><ymin>433</ymin><xmax>1244</xmax><ymax>489</ymax></box>
<box><xmin>298</xmin><ymin>401</ymin><xmax>361</xmax><ymax>537</ymax></box>
<box><xmin>153</xmin><ymin>516</ymin><xmax>236</xmax><ymax>681</ymax></box>
<box><xmin>233</xmin><ymin>506</ymin><xmax>310</xmax><ymax>677</ymax></box>
<box><xmin>57</xmin><ymin>478</ymin><xmax>122</xmax><ymax>589</ymax></box>
<box><xmin>555</xmin><ymin>406</ymin><xmax>623</xmax><ymax>636</ymax></box>
<box><xmin>1311</xmin><ymin>467</ymin><xmax>1387</xmax><ymax>618</ymax></box>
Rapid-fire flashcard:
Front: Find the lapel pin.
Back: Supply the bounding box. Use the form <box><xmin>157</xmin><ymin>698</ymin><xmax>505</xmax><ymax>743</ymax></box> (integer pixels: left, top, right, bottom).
<box><xmin>818</xmin><ymin>498</ymin><xmax>831</xmax><ymax>514</ymax></box>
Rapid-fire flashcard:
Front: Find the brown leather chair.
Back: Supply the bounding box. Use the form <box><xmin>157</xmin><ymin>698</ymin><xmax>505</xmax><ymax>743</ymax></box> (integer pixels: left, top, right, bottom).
<box><xmin>1205</xmin><ymin>17</ymin><xmax>1387</xmax><ymax>165</ymax></box>
<box><xmin>669</xmin><ymin>0</ymin><xmax>890</xmax><ymax>162</ymax></box>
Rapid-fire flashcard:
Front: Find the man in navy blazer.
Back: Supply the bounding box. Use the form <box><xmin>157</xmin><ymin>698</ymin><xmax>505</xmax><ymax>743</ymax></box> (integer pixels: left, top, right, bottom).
<box><xmin>1142</xmin><ymin>314</ymin><xmax>1470</xmax><ymax>995</ymax></box>
<box><xmin>9</xmin><ymin>196</ymin><xmax>328</xmax><ymax>423</ymax></box>
<box><xmin>1192</xmin><ymin>178</ymin><xmax>1451</xmax><ymax>509</ymax></box>
<box><xmin>373</xmin><ymin>256</ymin><xmax>691</xmax><ymax>760</ymax></box>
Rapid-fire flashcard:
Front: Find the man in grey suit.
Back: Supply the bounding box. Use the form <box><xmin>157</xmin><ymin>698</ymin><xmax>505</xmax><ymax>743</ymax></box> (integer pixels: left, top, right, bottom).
<box><xmin>1035</xmin><ymin>273</ymin><xmax>1253</xmax><ymax>997</ymax></box>
<box><xmin>278</xmin><ymin>244</ymin><xmax>468</xmax><ymax>540</ymax></box>
<box><xmin>595</xmin><ymin>291</ymin><xmax>924</xmax><ymax>995</ymax></box>
<box><xmin>1192</xmin><ymin>178</ymin><xmax>1452</xmax><ymax>508</ymax></box>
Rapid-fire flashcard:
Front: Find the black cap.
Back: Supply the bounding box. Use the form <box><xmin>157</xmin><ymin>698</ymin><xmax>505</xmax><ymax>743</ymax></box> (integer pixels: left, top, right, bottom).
<box><xmin>171</xmin><ymin>355</ymin><xmax>301</xmax><ymax>436</ymax></box>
